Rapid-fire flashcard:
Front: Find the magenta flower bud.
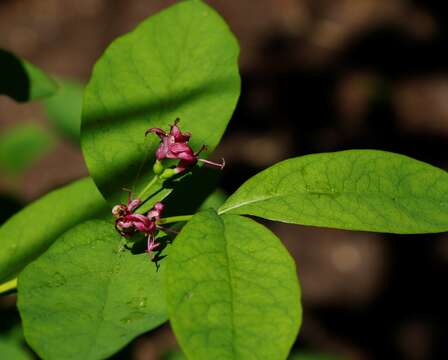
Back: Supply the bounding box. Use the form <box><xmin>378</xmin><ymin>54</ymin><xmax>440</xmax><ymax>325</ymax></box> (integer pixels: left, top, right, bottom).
<box><xmin>170</xmin><ymin>119</ymin><xmax>191</xmax><ymax>142</ymax></box>
<box><xmin>146</xmin><ymin>118</ymin><xmax>193</xmax><ymax>162</ymax></box>
<box><xmin>112</xmin><ymin>196</ymin><xmax>141</xmax><ymax>219</ymax></box>
<box><xmin>112</xmin><ymin>204</ymin><xmax>127</xmax><ymax>219</ymax></box>
<box><xmin>127</xmin><ymin>198</ymin><xmax>141</xmax><ymax>212</ymax></box>
<box><xmin>112</xmin><ymin>197</ymin><xmax>167</xmax><ymax>257</ymax></box>
<box><xmin>146</xmin><ymin>118</ymin><xmax>225</xmax><ymax>174</ymax></box>
<box><xmin>154</xmin><ymin>202</ymin><xmax>164</xmax><ymax>212</ymax></box>
<box><xmin>147</xmin><ymin>201</ymin><xmax>164</xmax><ymax>220</ymax></box>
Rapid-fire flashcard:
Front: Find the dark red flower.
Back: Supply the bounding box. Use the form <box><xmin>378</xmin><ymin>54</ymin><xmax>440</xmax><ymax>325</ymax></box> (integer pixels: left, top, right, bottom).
<box><xmin>112</xmin><ymin>197</ymin><xmax>165</xmax><ymax>254</ymax></box>
<box><xmin>146</xmin><ymin>118</ymin><xmax>224</xmax><ymax>174</ymax></box>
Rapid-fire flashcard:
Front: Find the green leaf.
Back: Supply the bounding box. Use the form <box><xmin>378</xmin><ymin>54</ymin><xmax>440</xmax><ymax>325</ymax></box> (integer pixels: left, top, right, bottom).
<box><xmin>0</xmin><ymin>49</ymin><xmax>57</xmax><ymax>102</ymax></box>
<box><xmin>81</xmin><ymin>0</ymin><xmax>240</xmax><ymax>207</ymax></box>
<box><xmin>165</xmin><ymin>210</ymin><xmax>302</xmax><ymax>360</ymax></box>
<box><xmin>200</xmin><ymin>188</ymin><xmax>227</xmax><ymax>211</ymax></box>
<box><xmin>0</xmin><ymin>123</ymin><xmax>54</xmax><ymax>176</ymax></box>
<box><xmin>43</xmin><ymin>78</ymin><xmax>84</xmax><ymax>141</ymax></box>
<box><xmin>18</xmin><ymin>220</ymin><xmax>167</xmax><ymax>360</ymax></box>
<box><xmin>0</xmin><ymin>339</ymin><xmax>32</xmax><ymax>360</ymax></box>
<box><xmin>220</xmin><ymin>150</ymin><xmax>448</xmax><ymax>234</ymax></box>
<box><xmin>0</xmin><ymin>177</ymin><xmax>108</xmax><ymax>282</ymax></box>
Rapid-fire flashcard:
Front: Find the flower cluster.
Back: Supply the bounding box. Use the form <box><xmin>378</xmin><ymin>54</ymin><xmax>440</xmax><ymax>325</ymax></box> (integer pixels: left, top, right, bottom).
<box><xmin>112</xmin><ymin>118</ymin><xmax>225</xmax><ymax>256</ymax></box>
<box><xmin>146</xmin><ymin>118</ymin><xmax>225</xmax><ymax>175</ymax></box>
<box><xmin>112</xmin><ymin>196</ymin><xmax>164</xmax><ymax>253</ymax></box>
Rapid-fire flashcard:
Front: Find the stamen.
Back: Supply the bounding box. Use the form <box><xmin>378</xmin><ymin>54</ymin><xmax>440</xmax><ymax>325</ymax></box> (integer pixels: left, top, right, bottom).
<box><xmin>198</xmin><ymin>158</ymin><xmax>225</xmax><ymax>170</ymax></box>
<box><xmin>122</xmin><ymin>187</ymin><xmax>133</xmax><ymax>203</ymax></box>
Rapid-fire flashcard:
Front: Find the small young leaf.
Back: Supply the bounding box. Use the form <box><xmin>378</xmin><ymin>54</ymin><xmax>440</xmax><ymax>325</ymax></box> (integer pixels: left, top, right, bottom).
<box><xmin>43</xmin><ymin>79</ymin><xmax>84</xmax><ymax>141</ymax></box>
<box><xmin>0</xmin><ymin>177</ymin><xmax>108</xmax><ymax>282</ymax></box>
<box><xmin>0</xmin><ymin>49</ymin><xmax>57</xmax><ymax>102</ymax></box>
<box><xmin>0</xmin><ymin>124</ymin><xmax>54</xmax><ymax>176</ymax></box>
<box><xmin>18</xmin><ymin>220</ymin><xmax>167</xmax><ymax>360</ymax></box>
<box><xmin>165</xmin><ymin>210</ymin><xmax>302</xmax><ymax>360</ymax></box>
<box><xmin>81</xmin><ymin>0</ymin><xmax>240</xmax><ymax>206</ymax></box>
<box><xmin>220</xmin><ymin>150</ymin><xmax>448</xmax><ymax>234</ymax></box>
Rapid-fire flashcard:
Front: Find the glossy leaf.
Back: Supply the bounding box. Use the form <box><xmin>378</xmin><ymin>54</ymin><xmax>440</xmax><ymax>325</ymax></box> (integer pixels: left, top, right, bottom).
<box><xmin>0</xmin><ymin>177</ymin><xmax>108</xmax><ymax>282</ymax></box>
<box><xmin>18</xmin><ymin>220</ymin><xmax>167</xmax><ymax>360</ymax></box>
<box><xmin>0</xmin><ymin>49</ymin><xmax>57</xmax><ymax>102</ymax></box>
<box><xmin>0</xmin><ymin>124</ymin><xmax>54</xmax><ymax>176</ymax></box>
<box><xmin>81</xmin><ymin>0</ymin><xmax>240</xmax><ymax>207</ymax></box>
<box><xmin>43</xmin><ymin>79</ymin><xmax>83</xmax><ymax>141</ymax></box>
<box><xmin>220</xmin><ymin>150</ymin><xmax>448</xmax><ymax>234</ymax></box>
<box><xmin>200</xmin><ymin>188</ymin><xmax>227</xmax><ymax>211</ymax></box>
<box><xmin>0</xmin><ymin>339</ymin><xmax>32</xmax><ymax>360</ymax></box>
<box><xmin>165</xmin><ymin>210</ymin><xmax>302</xmax><ymax>359</ymax></box>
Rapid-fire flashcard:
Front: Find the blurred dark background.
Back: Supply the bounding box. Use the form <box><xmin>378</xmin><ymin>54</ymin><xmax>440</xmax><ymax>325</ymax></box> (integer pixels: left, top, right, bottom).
<box><xmin>1</xmin><ymin>0</ymin><xmax>448</xmax><ymax>359</ymax></box>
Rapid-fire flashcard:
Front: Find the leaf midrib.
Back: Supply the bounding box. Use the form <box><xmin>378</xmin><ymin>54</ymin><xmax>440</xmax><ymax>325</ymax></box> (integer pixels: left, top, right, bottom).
<box><xmin>219</xmin><ymin>189</ymin><xmax>446</xmax><ymax>214</ymax></box>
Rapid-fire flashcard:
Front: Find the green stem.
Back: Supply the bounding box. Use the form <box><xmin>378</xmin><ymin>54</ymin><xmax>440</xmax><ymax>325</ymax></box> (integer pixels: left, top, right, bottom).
<box><xmin>157</xmin><ymin>215</ymin><xmax>193</xmax><ymax>225</ymax></box>
<box><xmin>136</xmin><ymin>175</ymin><xmax>160</xmax><ymax>200</ymax></box>
<box><xmin>0</xmin><ymin>278</ymin><xmax>17</xmax><ymax>295</ymax></box>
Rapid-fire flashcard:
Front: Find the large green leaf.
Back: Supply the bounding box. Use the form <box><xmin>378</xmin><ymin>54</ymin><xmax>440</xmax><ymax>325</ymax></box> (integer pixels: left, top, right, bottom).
<box><xmin>165</xmin><ymin>210</ymin><xmax>301</xmax><ymax>359</ymax></box>
<box><xmin>0</xmin><ymin>177</ymin><xmax>108</xmax><ymax>282</ymax></box>
<box><xmin>0</xmin><ymin>49</ymin><xmax>57</xmax><ymax>102</ymax></box>
<box><xmin>0</xmin><ymin>123</ymin><xmax>54</xmax><ymax>176</ymax></box>
<box><xmin>220</xmin><ymin>150</ymin><xmax>448</xmax><ymax>234</ymax></box>
<box><xmin>43</xmin><ymin>79</ymin><xmax>84</xmax><ymax>141</ymax></box>
<box><xmin>0</xmin><ymin>326</ymin><xmax>31</xmax><ymax>360</ymax></box>
<box><xmin>200</xmin><ymin>188</ymin><xmax>227</xmax><ymax>210</ymax></box>
<box><xmin>81</xmin><ymin>0</ymin><xmax>240</xmax><ymax>208</ymax></box>
<box><xmin>18</xmin><ymin>220</ymin><xmax>167</xmax><ymax>360</ymax></box>
<box><xmin>0</xmin><ymin>339</ymin><xmax>32</xmax><ymax>360</ymax></box>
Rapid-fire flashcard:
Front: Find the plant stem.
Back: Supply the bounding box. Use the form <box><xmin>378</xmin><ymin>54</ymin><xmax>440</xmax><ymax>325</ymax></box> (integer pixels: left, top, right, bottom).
<box><xmin>136</xmin><ymin>175</ymin><xmax>160</xmax><ymax>200</ymax></box>
<box><xmin>0</xmin><ymin>278</ymin><xmax>17</xmax><ymax>294</ymax></box>
<box><xmin>157</xmin><ymin>215</ymin><xmax>193</xmax><ymax>225</ymax></box>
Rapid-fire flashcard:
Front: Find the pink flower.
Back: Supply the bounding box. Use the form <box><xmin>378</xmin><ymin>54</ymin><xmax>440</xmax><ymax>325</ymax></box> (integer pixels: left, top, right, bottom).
<box><xmin>146</xmin><ymin>118</ymin><xmax>225</xmax><ymax>174</ymax></box>
<box><xmin>112</xmin><ymin>197</ymin><xmax>141</xmax><ymax>219</ymax></box>
<box><xmin>112</xmin><ymin>197</ymin><xmax>165</xmax><ymax>254</ymax></box>
<box><xmin>147</xmin><ymin>201</ymin><xmax>164</xmax><ymax>220</ymax></box>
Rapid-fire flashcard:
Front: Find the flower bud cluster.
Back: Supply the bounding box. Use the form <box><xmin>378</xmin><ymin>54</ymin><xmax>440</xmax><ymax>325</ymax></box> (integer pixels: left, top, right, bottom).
<box><xmin>112</xmin><ymin>118</ymin><xmax>226</xmax><ymax>256</ymax></box>
<box><xmin>146</xmin><ymin>118</ymin><xmax>225</xmax><ymax>177</ymax></box>
<box><xmin>112</xmin><ymin>197</ymin><xmax>164</xmax><ymax>253</ymax></box>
